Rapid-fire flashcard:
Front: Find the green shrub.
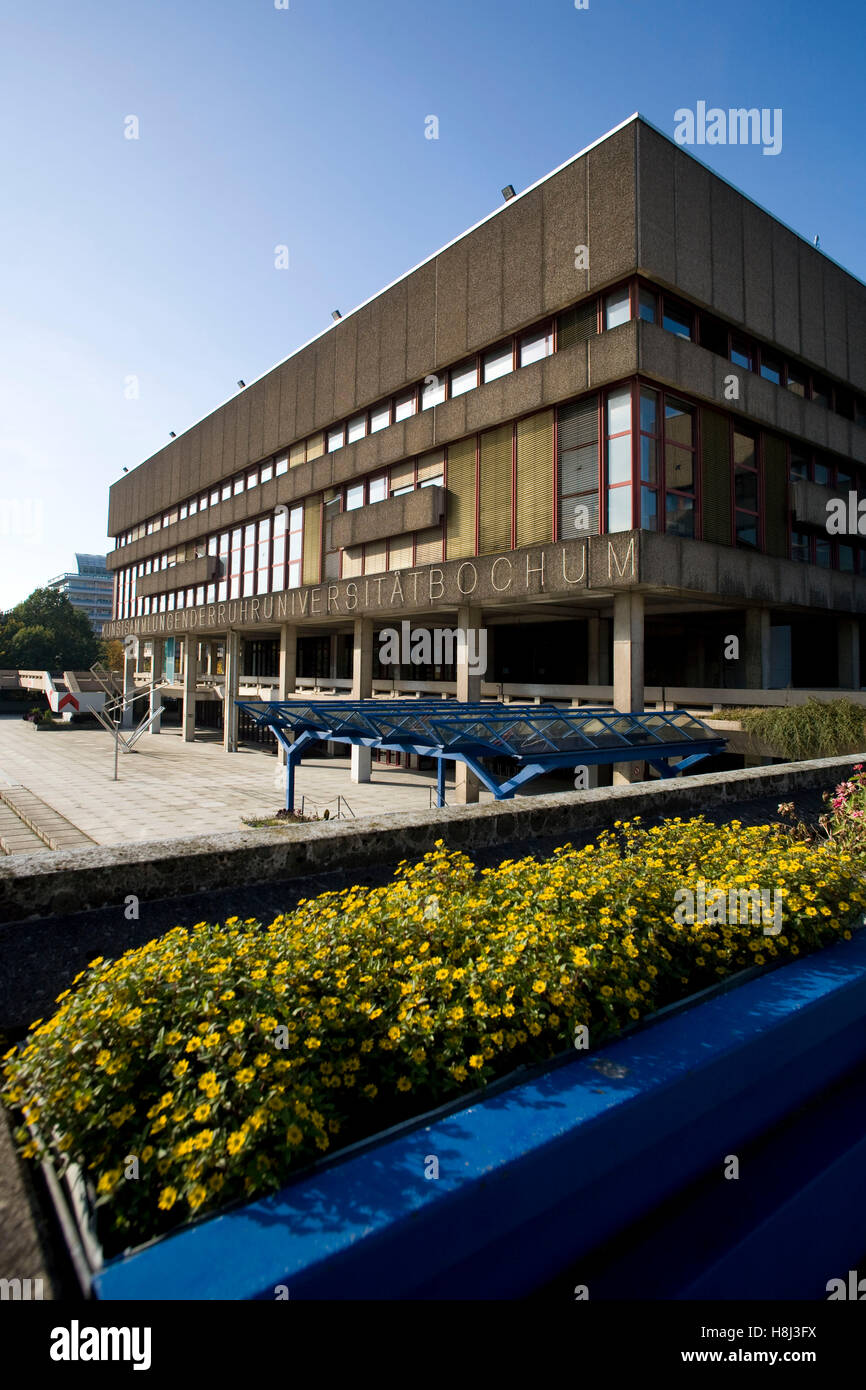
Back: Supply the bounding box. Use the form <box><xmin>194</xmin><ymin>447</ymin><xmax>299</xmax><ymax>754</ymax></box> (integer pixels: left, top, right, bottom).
<box><xmin>727</xmin><ymin>698</ymin><xmax>866</xmax><ymax>761</ymax></box>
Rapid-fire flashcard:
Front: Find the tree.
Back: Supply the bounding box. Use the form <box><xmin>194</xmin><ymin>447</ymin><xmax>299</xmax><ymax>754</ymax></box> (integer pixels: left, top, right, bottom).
<box><xmin>99</xmin><ymin>639</ymin><xmax>125</xmax><ymax>672</ymax></box>
<box><xmin>0</xmin><ymin>588</ymin><xmax>100</xmax><ymax>672</ymax></box>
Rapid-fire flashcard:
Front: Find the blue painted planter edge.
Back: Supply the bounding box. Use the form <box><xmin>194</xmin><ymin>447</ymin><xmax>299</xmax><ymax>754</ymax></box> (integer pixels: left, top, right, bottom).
<box><xmin>94</xmin><ymin>928</ymin><xmax>866</xmax><ymax>1300</ymax></box>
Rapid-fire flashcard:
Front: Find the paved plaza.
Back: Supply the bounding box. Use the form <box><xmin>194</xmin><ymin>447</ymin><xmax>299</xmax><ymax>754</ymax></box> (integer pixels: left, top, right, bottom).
<box><xmin>0</xmin><ymin>714</ymin><xmax>514</xmax><ymax>847</ymax></box>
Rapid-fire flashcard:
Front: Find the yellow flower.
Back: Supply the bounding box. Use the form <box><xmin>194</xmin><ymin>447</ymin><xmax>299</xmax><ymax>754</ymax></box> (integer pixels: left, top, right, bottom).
<box><xmin>468</xmin><ymin>1055</ymin><xmax>484</xmax><ymax>1069</ymax></box>
<box><xmin>227</xmin><ymin>1129</ymin><xmax>248</xmax><ymax>1156</ymax></box>
<box><xmin>158</xmin><ymin>1186</ymin><xmax>178</xmax><ymax>1210</ymax></box>
<box><xmin>187</xmin><ymin>1184</ymin><xmax>208</xmax><ymax>1211</ymax></box>
<box><xmin>227</xmin><ymin>1019</ymin><xmax>245</xmax><ymax>1036</ymax></box>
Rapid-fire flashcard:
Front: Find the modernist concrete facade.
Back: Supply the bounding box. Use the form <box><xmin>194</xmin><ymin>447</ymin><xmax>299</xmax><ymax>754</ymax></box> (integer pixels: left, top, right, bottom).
<box><xmin>103</xmin><ymin>114</ymin><xmax>866</xmax><ymax>798</ymax></box>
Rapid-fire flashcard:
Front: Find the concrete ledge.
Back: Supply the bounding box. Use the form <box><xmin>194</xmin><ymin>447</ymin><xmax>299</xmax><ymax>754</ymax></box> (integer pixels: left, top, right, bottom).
<box><xmin>0</xmin><ymin>755</ymin><xmax>859</xmax><ymax>925</ymax></box>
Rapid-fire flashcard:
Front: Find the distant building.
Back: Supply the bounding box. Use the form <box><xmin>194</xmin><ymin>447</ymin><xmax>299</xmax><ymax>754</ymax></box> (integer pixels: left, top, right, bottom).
<box><xmin>47</xmin><ymin>554</ymin><xmax>114</xmax><ymax>632</ymax></box>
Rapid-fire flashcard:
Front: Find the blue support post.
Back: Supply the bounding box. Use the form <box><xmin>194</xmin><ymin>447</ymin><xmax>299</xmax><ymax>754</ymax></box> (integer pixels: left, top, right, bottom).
<box><xmin>436</xmin><ymin>756</ymin><xmax>446</xmax><ymax>808</ymax></box>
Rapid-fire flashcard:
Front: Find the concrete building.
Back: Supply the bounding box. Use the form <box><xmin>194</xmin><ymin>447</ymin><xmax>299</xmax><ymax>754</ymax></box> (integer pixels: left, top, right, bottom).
<box><xmin>47</xmin><ymin>554</ymin><xmax>113</xmax><ymax>632</ymax></box>
<box><xmin>103</xmin><ymin>114</ymin><xmax>866</xmax><ymax>799</ymax></box>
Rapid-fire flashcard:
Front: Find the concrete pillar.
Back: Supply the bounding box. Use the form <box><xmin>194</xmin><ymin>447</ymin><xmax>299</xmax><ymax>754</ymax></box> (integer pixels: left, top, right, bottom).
<box><xmin>276</xmin><ymin>625</ymin><xmax>297</xmax><ymax>764</ymax></box>
<box><xmin>838</xmin><ymin>618</ymin><xmax>861</xmax><ymax>691</ymax></box>
<box><xmin>743</xmin><ymin>609</ymin><xmax>771</xmax><ymax>691</ymax></box>
<box><xmin>586</xmin><ymin>617</ymin><xmax>601</xmax><ymax>686</ymax></box>
<box><xmin>223</xmin><ymin>630</ymin><xmax>240</xmax><ymax>752</ymax></box>
<box><xmin>121</xmin><ymin>647</ymin><xmax>137</xmax><ymax>729</ymax></box>
<box><xmin>613</xmin><ymin>592</ymin><xmax>644</xmax><ymax>785</ymax></box>
<box><xmin>149</xmin><ymin>639</ymin><xmax>164</xmax><ymax>735</ymax></box>
<box><xmin>455</xmin><ymin>604</ymin><xmax>482</xmax><ymax>804</ymax></box>
<box><xmin>182</xmin><ymin>639</ymin><xmax>197</xmax><ymax>743</ymax></box>
<box><xmin>350</xmin><ymin>617</ymin><xmax>373</xmax><ymax>783</ymax></box>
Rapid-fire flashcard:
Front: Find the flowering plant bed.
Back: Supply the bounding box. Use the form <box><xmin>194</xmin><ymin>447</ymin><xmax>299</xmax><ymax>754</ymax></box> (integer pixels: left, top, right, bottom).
<box><xmin>3</xmin><ymin>815</ymin><xmax>864</xmax><ymax>1263</ymax></box>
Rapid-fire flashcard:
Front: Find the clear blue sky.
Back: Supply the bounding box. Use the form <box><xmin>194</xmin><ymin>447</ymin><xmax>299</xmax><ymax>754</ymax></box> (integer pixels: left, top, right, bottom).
<box><xmin>1</xmin><ymin>0</ymin><xmax>863</xmax><ymax>609</ymax></box>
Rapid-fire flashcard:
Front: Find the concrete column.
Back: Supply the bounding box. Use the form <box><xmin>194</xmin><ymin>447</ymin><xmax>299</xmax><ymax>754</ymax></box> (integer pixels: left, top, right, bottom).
<box><xmin>613</xmin><ymin>592</ymin><xmax>644</xmax><ymax>785</ymax></box>
<box><xmin>223</xmin><ymin>630</ymin><xmax>240</xmax><ymax>752</ymax></box>
<box><xmin>350</xmin><ymin>617</ymin><xmax>373</xmax><ymax>783</ymax></box>
<box><xmin>838</xmin><ymin>617</ymin><xmax>861</xmax><ymax>692</ymax></box>
<box><xmin>455</xmin><ymin>604</ymin><xmax>482</xmax><ymax>804</ymax></box>
<box><xmin>743</xmin><ymin>609</ymin><xmax>771</xmax><ymax>692</ymax></box>
<box><xmin>586</xmin><ymin>617</ymin><xmax>601</xmax><ymax>685</ymax></box>
<box><xmin>182</xmin><ymin>639</ymin><xmax>197</xmax><ymax>743</ymax></box>
<box><xmin>121</xmin><ymin>647</ymin><xmax>137</xmax><ymax>729</ymax></box>
<box><xmin>276</xmin><ymin>625</ymin><xmax>297</xmax><ymax>764</ymax></box>
<box><xmin>149</xmin><ymin>639</ymin><xmax>164</xmax><ymax>735</ymax></box>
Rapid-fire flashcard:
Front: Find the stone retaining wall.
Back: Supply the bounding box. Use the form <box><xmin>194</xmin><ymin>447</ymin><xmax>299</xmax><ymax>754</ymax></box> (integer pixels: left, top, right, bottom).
<box><xmin>0</xmin><ymin>755</ymin><xmax>858</xmax><ymax>924</ymax></box>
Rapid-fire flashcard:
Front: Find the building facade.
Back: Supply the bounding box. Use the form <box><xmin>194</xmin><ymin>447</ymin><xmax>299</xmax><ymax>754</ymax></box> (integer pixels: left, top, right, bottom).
<box><xmin>48</xmin><ymin>553</ymin><xmax>114</xmax><ymax>632</ymax></box>
<box><xmin>103</xmin><ymin>115</ymin><xmax>866</xmax><ymax>798</ymax></box>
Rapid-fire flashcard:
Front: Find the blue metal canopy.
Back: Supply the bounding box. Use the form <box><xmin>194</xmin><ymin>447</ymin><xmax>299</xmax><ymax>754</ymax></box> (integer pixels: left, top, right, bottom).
<box><xmin>236</xmin><ymin>699</ymin><xmax>727</xmax><ymax>807</ymax></box>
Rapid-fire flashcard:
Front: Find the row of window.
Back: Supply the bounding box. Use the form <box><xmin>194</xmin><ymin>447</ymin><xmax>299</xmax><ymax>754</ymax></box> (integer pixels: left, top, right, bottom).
<box><xmin>114</xmin><ymin>383</ymin><xmax>866</xmax><ymax>618</ymax></box>
<box><xmin>116</xmin><ymin>321</ymin><xmax>557</xmax><ymax>548</ymax></box>
<box><xmin>117</xmin><ymin>276</ymin><xmax>866</xmax><ymax>552</ymax></box>
<box><xmin>619</xmin><ymin>277</ymin><xmax>866</xmax><ymax>426</ymax></box>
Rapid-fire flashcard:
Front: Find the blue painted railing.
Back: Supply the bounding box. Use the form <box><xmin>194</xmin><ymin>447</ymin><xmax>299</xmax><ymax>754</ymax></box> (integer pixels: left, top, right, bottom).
<box><xmin>94</xmin><ymin>930</ymin><xmax>866</xmax><ymax>1300</ymax></box>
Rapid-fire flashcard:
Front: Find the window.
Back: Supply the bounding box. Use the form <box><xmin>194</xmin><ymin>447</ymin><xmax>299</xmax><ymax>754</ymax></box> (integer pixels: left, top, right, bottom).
<box><xmin>815</xmin><ymin>536</ymin><xmax>831</xmax><ymax>568</ymax></box>
<box><xmin>639</xmin><ymin>388</ymin><xmax>659</xmax><ymax>530</ymax></box>
<box><xmin>233</xmin><ymin>477</ymin><xmax>244</xmax><ymax>496</ymax></box>
<box><xmin>247</xmin><ymin>470</ymin><xmax>259</xmax><ymax>489</ymax></box>
<box><xmin>221</xmin><ymin>483</ymin><xmax>231</xmax><ymax>501</ymax></box>
<box><xmin>812</xmin><ymin>376</ymin><xmax>832</xmax><ymax>409</ymax></box>
<box><xmin>260</xmin><ymin>462</ymin><xmax>273</xmax><ymax>484</ymax></box>
<box><xmin>789</xmin><ymin>450</ymin><xmax>809</xmax><ymax>482</ymax></box>
<box><xmin>370</xmin><ymin>402</ymin><xmax>390</xmax><ymax>433</ymax></box>
<box><xmin>733</xmin><ymin>429</ymin><xmax>760</xmax><ymax>550</ymax></box>
<box><xmin>760</xmin><ymin>353</ymin><xmax>782</xmax><ymax>385</ymax></box>
<box><xmin>189</xmin><ymin>499</ymin><xmax>198</xmax><ymax>515</ymax></box>
<box><xmin>287</xmin><ymin>506</ymin><xmax>303</xmax><ymax>588</ymax></box>
<box><xmin>638</xmin><ymin>287</ymin><xmax>657</xmax><ymax>323</ymax></box>
<box><xmin>345</xmin><ymin>483</ymin><xmax>364</xmax><ymax>511</ymax></box>
<box><xmin>368</xmin><ymin>474</ymin><xmax>387</xmax><ymax>504</ymax></box>
<box><xmin>275</xmin><ymin>455</ymin><xmax>288</xmax><ymax>476</ymax></box>
<box><xmin>786</xmin><ymin>365</ymin><xmax>807</xmax><ymax>398</ymax></box>
<box><xmin>394</xmin><ymin>388</ymin><xmax>417</xmax><ymax>421</ymax></box>
<box><xmin>558</xmin><ymin>396</ymin><xmax>599</xmax><ymax>539</ymax></box>
<box><xmin>839</xmin><ymin>544</ymin><xmax>856</xmax><ymax>572</ymax></box>
<box><xmin>347</xmin><ymin>414</ymin><xmax>367</xmax><ymax>444</ymax></box>
<box><xmin>199</xmin><ymin>495</ymin><xmax>208</xmax><ymax>511</ymax></box>
<box><xmin>519</xmin><ymin>326</ymin><xmax>553</xmax><ymax>367</ymax></box>
<box><xmin>605</xmin><ymin>388</ymin><xmax>632</xmax><ymax>532</ymax></box>
<box><xmin>417</xmin><ymin>451</ymin><xmax>444</xmax><ymax>487</ymax></box>
<box><xmin>450</xmin><ymin>359</ymin><xmax>477</xmax><ymax>397</ymax></box>
<box><xmin>662</xmin><ymin>297</ymin><xmax>692</xmax><ymax>339</ymax></box>
<box><xmin>604</xmin><ymin>287</ymin><xmax>631</xmax><ymax>331</ymax></box>
<box><xmin>664</xmin><ymin>397</ymin><xmax>696</xmax><ymax>538</ymax></box>
<box><xmin>230</xmin><ymin>528</ymin><xmax>242</xmax><ymax>598</ymax></box>
<box><xmin>731</xmin><ymin>335</ymin><xmax>753</xmax><ymax>371</ymax></box>
<box><xmin>211</xmin><ymin>490</ymin><xmax>220</xmax><ymax>506</ymax></box>
<box><xmin>180</xmin><ymin>504</ymin><xmax>188</xmax><ymax>520</ymax></box>
<box><xmin>272</xmin><ymin>508</ymin><xmax>286</xmax><ymax>590</ymax></box>
<box><xmin>421</xmin><ymin>374</ymin><xmax>446</xmax><ymax>409</ymax></box>
<box><xmin>482</xmin><ymin>343</ymin><xmax>513</xmax><ymax>383</ymax></box>
<box><xmin>390</xmin><ymin>460</ymin><xmax>415</xmax><ymax>495</ymax></box>
<box><xmin>242</xmin><ymin>523</ymin><xmax>256</xmax><ymax>596</ymax></box>
<box><xmin>328</xmin><ymin>425</ymin><xmax>345</xmax><ymax>452</ymax></box>
<box><xmin>257</xmin><ymin>517</ymin><xmax>271</xmax><ymax>594</ymax></box>
<box><xmin>813</xmin><ymin>457</ymin><xmax>831</xmax><ymax>487</ymax></box>
<box><xmin>323</xmin><ymin>494</ymin><xmax>341</xmax><ymax>580</ymax></box>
